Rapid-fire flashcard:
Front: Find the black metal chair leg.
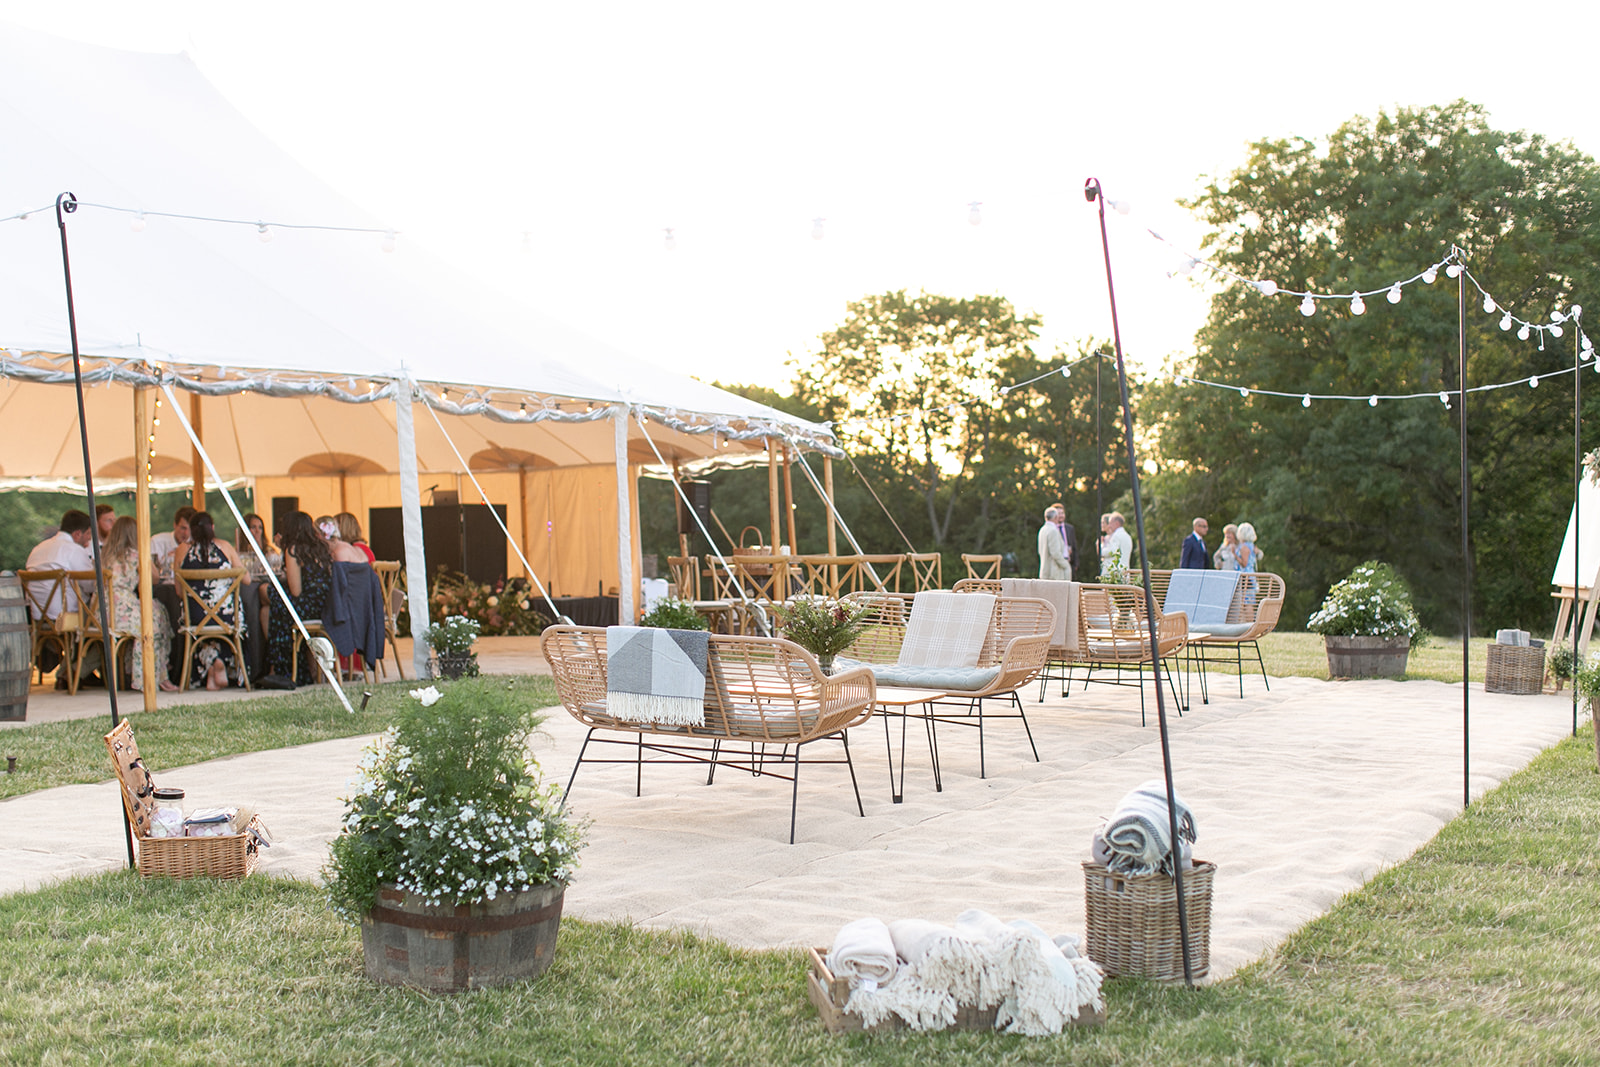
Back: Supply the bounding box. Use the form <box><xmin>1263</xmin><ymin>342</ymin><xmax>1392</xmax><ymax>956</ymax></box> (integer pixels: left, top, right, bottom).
<box><xmin>788</xmin><ymin>745</ymin><xmax>801</xmax><ymax>844</ymax></box>
<box><xmin>562</xmin><ymin>729</ymin><xmax>594</xmax><ymax>810</ymax></box>
<box><xmin>1014</xmin><ymin>692</ymin><xmax>1039</xmax><ymax>761</ymax></box>
<box><xmin>635</xmin><ymin>732</ymin><xmax>644</xmax><ymax>797</ymax></box>
<box><xmin>1252</xmin><ymin>641</ymin><xmax>1270</xmax><ymax>691</ymax></box>
<box><xmin>974</xmin><ymin>697</ymin><xmax>987</xmax><ymax>779</ymax></box>
<box><xmin>842</xmin><ymin>733</ymin><xmax>864</xmax><ymax>817</ymax></box>
<box><xmin>924</xmin><ymin>704</ymin><xmax>943</xmax><ymax>792</ymax></box>
<box><xmin>706</xmin><ymin>738</ymin><xmax>721</xmax><ymax>785</ymax></box>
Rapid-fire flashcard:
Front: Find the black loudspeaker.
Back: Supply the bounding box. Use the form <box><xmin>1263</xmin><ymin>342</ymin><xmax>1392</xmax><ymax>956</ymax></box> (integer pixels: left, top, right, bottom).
<box><xmin>369</xmin><ymin>504</ymin><xmax>508</xmax><ymax>586</ymax></box>
<box><xmin>679</xmin><ymin>481</ymin><xmax>711</xmax><ymax>535</ymax></box>
<box><xmin>271</xmin><ymin>496</ymin><xmax>299</xmax><ymax>539</ymax></box>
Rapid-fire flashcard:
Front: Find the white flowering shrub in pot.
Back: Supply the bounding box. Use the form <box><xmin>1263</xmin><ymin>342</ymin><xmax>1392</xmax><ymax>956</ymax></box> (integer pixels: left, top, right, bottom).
<box><xmin>1307</xmin><ymin>561</ymin><xmax>1422</xmax><ymax>679</ymax></box>
<box><xmin>325</xmin><ymin>678</ymin><xmax>585</xmax><ymax>991</ymax></box>
<box><xmin>426</xmin><ymin>614</ymin><xmax>481</xmax><ymax>679</ymax></box>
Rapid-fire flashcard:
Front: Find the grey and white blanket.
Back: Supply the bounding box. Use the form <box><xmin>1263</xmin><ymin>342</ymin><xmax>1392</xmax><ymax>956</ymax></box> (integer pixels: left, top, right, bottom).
<box><xmin>1093</xmin><ymin>778</ymin><xmax>1197</xmax><ymax>876</ymax></box>
<box><xmin>605</xmin><ymin>626</ymin><xmax>708</xmax><ymax>726</ymax></box>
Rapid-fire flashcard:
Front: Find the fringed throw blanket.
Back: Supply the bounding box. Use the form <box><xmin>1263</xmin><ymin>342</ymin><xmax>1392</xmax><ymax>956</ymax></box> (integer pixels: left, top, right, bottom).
<box><xmin>605</xmin><ymin>626</ymin><xmax>708</xmax><ymax>726</ymax></box>
<box><xmin>1094</xmin><ymin>778</ymin><xmax>1197</xmax><ymax>876</ymax></box>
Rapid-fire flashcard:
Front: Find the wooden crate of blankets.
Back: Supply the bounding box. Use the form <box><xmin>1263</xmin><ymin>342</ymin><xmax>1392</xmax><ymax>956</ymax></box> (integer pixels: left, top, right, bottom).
<box><xmin>104</xmin><ymin>720</ymin><xmax>269</xmax><ymax>880</ymax></box>
<box><xmin>810</xmin><ymin>913</ymin><xmax>1106</xmax><ymax>1035</ymax></box>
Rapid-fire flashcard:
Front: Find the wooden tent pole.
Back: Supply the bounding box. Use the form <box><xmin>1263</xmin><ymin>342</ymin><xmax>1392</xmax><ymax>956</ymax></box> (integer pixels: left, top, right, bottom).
<box><xmin>518</xmin><ymin>467</ymin><xmax>530</xmax><ymax>579</ymax></box>
<box><xmin>782</xmin><ymin>446</ymin><xmax>798</xmax><ymax>554</ymax></box>
<box><xmin>135</xmin><ymin>386</ymin><xmax>156</xmax><ymax>713</ymax></box>
<box><xmin>824</xmin><ymin>455</ymin><xmax>837</xmax><ymax>556</ymax></box>
<box><xmin>767</xmin><ymin>441</ymin><xmax>780</xmax><ymax>552</ymax></box>
<box><xmin>189</xmin><ymin>391</ymin><xmax>204</xmax><ymax>511</ymax></box>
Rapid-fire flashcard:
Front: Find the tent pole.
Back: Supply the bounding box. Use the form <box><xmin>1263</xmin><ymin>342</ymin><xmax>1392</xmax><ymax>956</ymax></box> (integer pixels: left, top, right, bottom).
<box><xmin>783</xmin><ymin>446</ymin><xmax>798</xmax><ymax>554</ymax></box>
<box><xmin>1457</xmin><ymin>257</ymin><xmax>1471</xmax><ymax>807</ymax></box>
<box><xmin>339</xmin><ymin>470</ymin><xmax>348</xmax><ymax>514</ymax></box>
<box><xmin>395</xmin><ymin>376</ymin><xmax>432</xmax><ymax>679</ymax></box>
<box><xmin>824</xmin><ymin>456</ymin><xmax>838</xmax><ymax>557</ymax></box>
<box><xmin>1087</xmin><ymin>175</ymin><xmax>1193</xmax><ymax>986</ymax></box>
<box><xmin>190</xmin><ymin>392</ymin><xmax>204</xmax><ymax>511</ymax></box>
<box><xmin>767</xmin><ymin>441</ymin><xmax>780</xmax><ymax>552</ymax></box>
<box><xmin>518</xmin><ymin>466</ymin><xmax>530</xmax><ymax>580</ymax></box>
<box><xmin>614</xmin><ymin>406</ymin><xmax>636</xmax><ymax>624</ymax></box>
<box><xmin>134</xmin><ymin>386</ymin><xmax>156</xmax><ymax>713</ymax></box>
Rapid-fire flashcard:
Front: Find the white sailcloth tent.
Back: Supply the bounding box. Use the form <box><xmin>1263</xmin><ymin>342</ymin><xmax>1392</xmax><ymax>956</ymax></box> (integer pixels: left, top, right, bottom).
<box><xmin>0</xmin><ymin>24</ymin><xmax>837</xmax><ymax>682</ymax></box>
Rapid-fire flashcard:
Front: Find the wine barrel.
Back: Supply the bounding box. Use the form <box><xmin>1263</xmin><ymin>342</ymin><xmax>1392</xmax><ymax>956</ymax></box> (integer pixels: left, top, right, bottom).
<box><xmin>0</xmin><ymin>571</ymin><xmax>31</xmax><ymax>722</ymax></box>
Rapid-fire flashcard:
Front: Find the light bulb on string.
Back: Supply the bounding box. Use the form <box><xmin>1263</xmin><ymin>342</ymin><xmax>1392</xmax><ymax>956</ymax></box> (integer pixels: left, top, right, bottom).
<box><xmin>1446</xmin><ymin>263</ymin><xmax>1463</xmax><ymax>278</ymax></box>
<box><xmin>1349</xmin><ymin>293</ymin><xmax>1366</xmax><ymax>316</ymax></box>
<box><xmin>1571</xmin><ymin>305</ymin><xmax>1583</xmax><ymax>320</ymax></box>
<box><xmin>1059</xmin><ymin>366</ymin><xmax>1070</xmax><ymax>378</ymax></box>
<box><xmin>131</xmin><ymin>212</ymin><xmax>146</xmax><ymax>233</ymax></box>
<box><xmin>382</xmin><ymin>230</ymin><xmax>396</xmax><ymax>253</ymax></box>
<box><xmin>1551</xmin><ymin>309</ymin><xmax>1566</xmax><ymax>323</ymax></box>
<box><xmin>663</xmin><ymin>228</ymin><xmax>676</xmax><ymax>252</ymax></box>
<box><xmin>1551</xmin><ymin>324</ymin><xmax>1564</xmax><ymax>337</ymax></box>
<box><xmin>811</xmin><ymin>218</ymin><xmax>825</xmax><ymax>241</ymax></box>
<box><xmin>967</xmin><ymin>201</ymin><xmax>982</xmax><ymax>226</ymax></box>
<box><xmin>1438</xmin><ymin>391</ymin><xmax>1449</xmax><ymax>404</ymax></box>
<box><xmin>1423</xmin><ymin>267</ymin><xmax>1437</xmax><ymax>284</ymax></box>
<box><xmin>1483</xmin><ymin>295</ymin><xmax>1496</xmax><ymax>314</ymax></box>
<box><xmin>1530</xmin><ymin>376</ymin><xmax>1540</xmax><ymax>388</ymax></box>
<box><xmin>256</xmin><ymin>223</ymin><xmax>273</xmax><ymax>243</ymax></box>
<box><xmin>1110</xmin><ymin>199</ymin><xmax>1132</xmax><ymax>215</ymax></box>
<box><xmin>1255</xmin><ymin>279</ymin><xmax>1278</xmax><ymax>296</ymax></box>
<box><xmin>1518</xmin><ymin>324</ymin><xmax>1531</xmax><ymax>341</ymax></box>
<box><xmin>1301</xmin><ymin>394</ymin><xmax>1311</xmax><ymax>407</ymax></box>
<box><xmin>1387</xmin><ymin>285</ymin><xmax>1403</xmax><ymax>304</ymax></box>
<box><xmin>1368</xmin><ymin>395</ymin><xmax>1378</xmax><ymax>406</ymax></box>
<box><xmin>1239</xmin><ymin>387</ymin><xmax>1249</xmax><ymax>397</ymax></box>
<box><xmin>1500</xmin><ymin>313</ymin><xmax>1513</xmax><ymax>331</ymax></box>
<box><xmin>1299</xmin><ymin>294</ymin><xmax>1316</xmax><ymax>316</ymax></box>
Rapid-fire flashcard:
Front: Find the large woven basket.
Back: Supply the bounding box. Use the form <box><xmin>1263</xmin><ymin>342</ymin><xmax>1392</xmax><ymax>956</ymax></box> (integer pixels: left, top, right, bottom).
<box><xmin>1484</xmin><ymin>643</ymin><xmax>1545</xmax><ymax>695</ymax></box>
<box><xmin>1083</xmin><ymin>859</ymin><xmax>1214</xmax><ymax>982</ymax></box>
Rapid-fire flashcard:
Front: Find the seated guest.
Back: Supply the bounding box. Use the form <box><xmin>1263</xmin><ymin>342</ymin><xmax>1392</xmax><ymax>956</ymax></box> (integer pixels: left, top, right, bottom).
<box><xmin>317</xmin><ymin>514</ymin><xmax>371</xmax><ymax>565</ymax></box>
<box><xmin>236</xmin><ymin>512</ymin><xmax>283</xmax><ymax>579</ymax></box>
<box><xmin>236</xmin><ymin>512</ymin><xmax>281</xmax><ymax>679</ymax></box>
<box><xmin>179</xmin><ymin>511</ymin><xmax>245</xmax><ymax>690</ymax></box>
<box><xmin>335</xmin><ymin>512</ymin><xmax>377</xmax><ymax>565</ymax></box>
<box><xmin>95</xmin><ymin>504</ymin><xmax>116</xmax><ymax>546</ymax></box>
<box><xmin>150</xmin><ymin>506</ymin><xmax>195</xmax><ymax>683</ymax></box>
<box><xmin>103</xmin><ymin>516</ymin><xmax>177</xmax><ymax>692</ymax></box>
<box><xmin>24</xmin><ymin>509</ymin><xmax>102</xmax><ymax>686</ymax></box>
<box><xmin>263</xmin><ymin>511</ymin><xmax>333</xmax><ymax>686</ymax></box>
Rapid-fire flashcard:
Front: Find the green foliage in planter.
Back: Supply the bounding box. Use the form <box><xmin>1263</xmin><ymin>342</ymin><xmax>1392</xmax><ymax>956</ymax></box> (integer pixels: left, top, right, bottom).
<box><xmin>639</xmin><ymin>597</ymin><xmax>708</xmax><ymax>631</ymax></box>
<box><xmin>324</xmin><ymin>678</ymin><xmax>584</xmax><ymax>922</ymax></box>
<box><xmin>425</xmin><ymin>614</ymin><xmax>481</xmax><ymax>655</ymax></box>
<box><xmin>1547</xmin><ymin>642</ymin><xmax>1580</xmax><ymax>682</ymax></box>
<box><xmin>1308</xmin><ymin>561</ymin><xmax>1422</xmax><ymax>640</ymax></box>
<box><xmin>769</xmin><ymin>596</ymin><xmax>872</xmax><ymax>658</ymax></box>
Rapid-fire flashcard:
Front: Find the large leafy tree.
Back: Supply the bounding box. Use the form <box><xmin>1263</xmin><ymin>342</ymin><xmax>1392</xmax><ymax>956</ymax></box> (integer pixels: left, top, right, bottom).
<box><xmin>1146</xmin><ymin>101</ymin><xmax>1600</xmax><ymax>631</ymax></box>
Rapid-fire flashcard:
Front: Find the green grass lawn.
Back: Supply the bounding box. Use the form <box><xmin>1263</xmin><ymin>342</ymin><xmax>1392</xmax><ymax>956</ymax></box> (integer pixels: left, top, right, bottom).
<box><xmin>0</xmin><ymin>676</ymin><xmax>559</xmax><ymax>802</ymax></box>
<box><xmin>2</xmin><ymin>730</ymin><xmax>1596</xmax><ymax>1065</ymax></box>
<box><xmin>1226</xmin><ymin>632</ymin><xmax>1522</xmax><ymax>685</ymax></box>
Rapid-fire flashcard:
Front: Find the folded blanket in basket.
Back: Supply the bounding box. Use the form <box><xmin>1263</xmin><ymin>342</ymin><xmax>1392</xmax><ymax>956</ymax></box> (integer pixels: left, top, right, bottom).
<box><xmin>888</xmin><ymin>918</ymin><xmax>985</xmax><ymax>1005</ymax></box>
<box><xmin>827</xmin><ymin>917</ymin><xmax>898</xmax><ymax>989</ymax></box>
<box><xmin>830</xmin><ymin>917</ymin><xmax>954</xmax><ymax>1030</ymax></box>
<box><xmin>1096</xmin><ymin>778</ymin><xmax>1197</xmax><ymax>876</ymax></box>
<box><xmin>605</xmin><ymin>626</ymin><xmax>708</xmax><ymax>726</ymax></box>
<box><xmin>953</xmin><ymin>909</ymin><xmax>1104</xmax><ymax>1035</ymax></box>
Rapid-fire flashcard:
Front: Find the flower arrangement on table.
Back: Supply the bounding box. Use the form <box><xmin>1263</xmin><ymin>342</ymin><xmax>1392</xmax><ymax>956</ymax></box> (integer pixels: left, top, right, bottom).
<box><xmin>426</xmin><ymin>571</ymin><xmax>548</xmax><ymax>636</ymax></box>
<box><xmin>769</xmin><ymin>596</ymin><xmax>872</xmax><ymax>673</ymax></box>
<box><xmin>324</xmin><ymin>678</ymin><xmax>585</xmax><ymax>923</ymax></box>
<box><xmin>1307</xmin><ymin>561</ymin><xmax>1421</xmax><ymax>639</ymax></box>
<box><xmin>426</xmin><ymin>614</ymin><xmax>481</xmax><ymax>678</ymax></box>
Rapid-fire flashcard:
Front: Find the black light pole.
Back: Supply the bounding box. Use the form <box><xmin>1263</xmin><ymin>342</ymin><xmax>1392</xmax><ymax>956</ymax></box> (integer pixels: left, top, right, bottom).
<box><xmin>1084</xmin><ymin>177</ymin><xmax>1194</xmax><ymax>985</ymax></box>
<box><xmin>55</xmin><ymin>192</ymin><xmax>135</xmax><ymax>868</ymax></box>
<box><xmin>1094</xmin><ymin>354</ymin><xmax>1103</xmax><ymax>575</ymax></box>
<box><xmin>1574</xmin><ymin>306</ymin><xmax>1583</xmax><ymax>740</ymax></box>
<box><xmin>1456</xmin><ymin>260</ymin><xmax>1471</xmax><ymax>810</ymax></box>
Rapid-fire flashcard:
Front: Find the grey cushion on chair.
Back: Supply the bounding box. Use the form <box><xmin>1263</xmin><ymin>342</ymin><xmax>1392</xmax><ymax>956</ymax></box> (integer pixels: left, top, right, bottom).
<box><xmin>864</xmin><ymin>663</ymin><xmax>1000</xmax><ymax>692</ymax></box>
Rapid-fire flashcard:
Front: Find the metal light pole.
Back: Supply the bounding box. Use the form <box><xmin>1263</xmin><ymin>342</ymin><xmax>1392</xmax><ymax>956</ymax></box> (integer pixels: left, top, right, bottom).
<box><xmin>1084</xmin><ymin>177</ymin><xmax>1194</xmax><ymax>985</ymax></box>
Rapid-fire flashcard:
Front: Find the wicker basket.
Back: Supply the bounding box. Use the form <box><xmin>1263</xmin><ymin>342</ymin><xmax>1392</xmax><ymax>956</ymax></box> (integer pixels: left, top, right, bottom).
<box><xmin>104</xmin><ymin>719</ymin><xmax>261</xmax><ymax>880</ymax></box>
<box><xmin>1485</xmin><ymin>643</ymin><xmax>1545</xmax><ymax>695</ymax></box>
<box><xmin>1083</xmin><ymin>859</ymin><xmax>1214</xmax><ymax>982</ymax></box>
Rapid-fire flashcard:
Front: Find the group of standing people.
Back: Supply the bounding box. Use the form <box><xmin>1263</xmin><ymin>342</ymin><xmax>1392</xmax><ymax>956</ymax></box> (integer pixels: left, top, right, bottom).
<box><xmin>25</xmin><ymin>505</ymin><xmax>377</xmax><ymax>693</ymax></box>
<box><xmin>1033</xmin><ymin>503</ymin><xmax>1263</xmax><ymax>580</ymax></box>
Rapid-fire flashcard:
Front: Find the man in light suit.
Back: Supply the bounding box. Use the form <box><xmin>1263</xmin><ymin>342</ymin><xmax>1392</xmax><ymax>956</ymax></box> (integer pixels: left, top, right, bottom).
<box><xmin>1179</xmin><ymin>517</ymin><xmax>1211</xmax><ymax>569</ymax></box>
<box><xmin>1038</xmin><ymin>505</ymin><xmax>1072</xmax><ymax>580</ymax></box>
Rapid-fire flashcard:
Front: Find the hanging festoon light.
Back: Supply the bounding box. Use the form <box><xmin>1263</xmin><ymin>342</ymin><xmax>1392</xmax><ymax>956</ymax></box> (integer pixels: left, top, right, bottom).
<box><xmin>1300</xmin><ymin>294</ymin><xmax>1316</xmax><ymax>316</ymax></box>
<box><xmin>1519</xmin><ymin>324</ymin><xmax>1532</xmax><ymax>341</ymax></box>
<box><xmin>1388</xmin><ymin>284</ymin><xmax>1403</xmax><ymax>304</ymax></box>
<box><xmin>256</xmin><ymin>222</ymin><xmax>273</xmax><ymax>243</ymax></box>
<box><xmin>1350</xmin><ymin>292</ymin><xmax>1366</xmax><ymax>315</ymax></box>
<box><xmin>663</xmin><ymin>227</ymin><xmax>676</xmax><ymax>252</ymax></box>
<box><xmin>1255</xmin><ymin>279</ymin><xmax>1278</xmax><ymax>296</ymax></box>
<box><xmin>1483</xmin><ymin>295</ymin><xmax>1496</xmax><ymax>314</ymax></box>
<box><xmin>1302</xmin><ymin>394</ymin><xmax>1312</xmax><ymax>407</ymax></box>
<box><xmin>1423</xmin><ymin>266</ymin><xmax>1438</xmax><ymax>284</ymax></box>
<box><xmin>131</xmin><ymin>211</ymin><xmax>146</xmax><ymax>232</ymax></box>
<box><xmin>1446</xmin><ymin>263</ymin><xmax>1463</xmax><ymax>278</ymax></box>
<box><xmin>382</xmin><ymin>230</ymin><xmax>396</xmax><ymax>253</ymax></box>
<box><xmin>1531</xmin><ymin>376</ymin><xmax>1541</xmax><ymax>388</ymax></box>
<box><xmin>1369</xmin><ymin>395</ymin><xmax>1379</xmax><ymax>406</ymax></box>
<box><xmin>968</xmin><ymin>201</ymin><xmax>982</xmax><ymax>226</ymax></box>
<box><xmin>811</xmin><ymin>217</ymin><xmax>825</xmax><ymax>241</ymax></box>
<box><xmin>1500</xmin><ymin>312</ymin><xmax>1514</xmax><ymax>331</ymax></box>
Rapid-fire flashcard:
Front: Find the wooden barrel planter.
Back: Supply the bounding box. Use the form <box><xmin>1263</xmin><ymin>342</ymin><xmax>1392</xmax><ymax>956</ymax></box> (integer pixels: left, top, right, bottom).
<box><xmin>361</xmin><ymin>880</ymin><xmax>565</xmax><ymax>991</ymax></box>
<box><xmin>1324</xmin><ymin>635</ymin><xmax>1410</xmax><ymax>679</ymax></box>
<box><xmin>1</xmin><ymin>572</ymin><xmax>31</xmax><ymax>722</ymax></box>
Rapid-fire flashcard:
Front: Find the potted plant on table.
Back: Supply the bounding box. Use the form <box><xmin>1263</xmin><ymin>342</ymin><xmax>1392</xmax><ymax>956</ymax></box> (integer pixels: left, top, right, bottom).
<box><xmin>427</xmin><ymin>614</ymin><xmax>481</xmax><ymax>679</ymax></box>
<box><xmin>325</xmin><ymin>678</ymin><xmax>585</xmax><ymax>991</ymax></box>
<box><xmin>769</xmin><ymin>596</ymin><xmax>871</xmax><ymax>675</ymax></box>
<box><xmin>639</xmin><ymin>597</ymin><xmax>709</xmax><ymax>631</ymax></box>
<box><xmin>1308</xmin><ymin>561</ymin><xmax>1422</xmax><ymax>679</ymax></box>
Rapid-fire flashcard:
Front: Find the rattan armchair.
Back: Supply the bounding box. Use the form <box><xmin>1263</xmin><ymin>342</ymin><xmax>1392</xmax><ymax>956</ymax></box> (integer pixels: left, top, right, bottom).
<box><xmin>1073</xmin><ymin>583</ymin><xmax>1188</xmax><ymax>725</ymax></box>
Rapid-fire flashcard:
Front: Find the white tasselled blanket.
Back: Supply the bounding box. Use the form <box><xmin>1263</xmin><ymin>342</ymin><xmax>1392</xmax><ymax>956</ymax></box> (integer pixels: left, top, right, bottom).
<box><xmin>1096</xmin><ymin>778</ymin><xmax>1198</xmax><ymax>876</ymax></box>
<box><xmin>605</xmin><ymin>625</ymin><xmax>708</xmax><ymax>726</ymax></box>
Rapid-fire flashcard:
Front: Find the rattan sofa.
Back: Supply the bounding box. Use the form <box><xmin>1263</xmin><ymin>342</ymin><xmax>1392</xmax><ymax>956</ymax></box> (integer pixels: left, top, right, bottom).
<box><xmin>541</xmin><ymin>626</ymin><xmax>876</xmax><ymax>843</ymax></box>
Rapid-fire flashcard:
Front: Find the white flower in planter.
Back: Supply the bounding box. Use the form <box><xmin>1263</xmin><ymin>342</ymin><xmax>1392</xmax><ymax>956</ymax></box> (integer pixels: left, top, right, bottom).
<box><xmin>409</xmin><ymin>685</ymin><xmax>443</xmax><ymax>707</ymax></box>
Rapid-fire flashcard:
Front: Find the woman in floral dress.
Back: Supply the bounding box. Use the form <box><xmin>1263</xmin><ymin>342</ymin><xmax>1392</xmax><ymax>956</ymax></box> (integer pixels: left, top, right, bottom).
<box><xmin>181</xmin><ymin>512</ymin><xmax>246</xmax><ymax>690</ymax></box>
<box><xmin>104</xmin><ymin>517</ymin><xmax>177</xmax><ymax>692</ymax></box>
<box><xmin>264</xmin><ymin>511</ymin><xmax>333</xmax><ymax>686</ymax></box>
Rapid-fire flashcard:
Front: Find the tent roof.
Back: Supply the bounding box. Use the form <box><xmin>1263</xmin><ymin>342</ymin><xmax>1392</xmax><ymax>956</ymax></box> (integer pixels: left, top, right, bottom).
<box><xmin>0</xmin><ymin>24</ymin><xmax>835</xmax><ymax>488</ymax></box>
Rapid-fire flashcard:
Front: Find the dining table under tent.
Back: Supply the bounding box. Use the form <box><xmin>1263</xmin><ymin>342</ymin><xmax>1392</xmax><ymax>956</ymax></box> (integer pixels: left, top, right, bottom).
<box><xmin>0</xmin><ymin>23</ymin><xmax>840</xmax><ymax>709</ymax></box>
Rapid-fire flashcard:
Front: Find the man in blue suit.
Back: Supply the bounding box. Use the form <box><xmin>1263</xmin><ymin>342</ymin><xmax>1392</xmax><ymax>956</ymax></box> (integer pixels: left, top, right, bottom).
<box><xmin>1179</xmin><ymin>517</ymin><xmax>1210</xmax><ymax>569</ymax></box>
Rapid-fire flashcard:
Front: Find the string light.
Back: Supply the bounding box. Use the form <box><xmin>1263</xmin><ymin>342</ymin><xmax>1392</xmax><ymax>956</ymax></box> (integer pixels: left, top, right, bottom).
<box><xmin>1300</xmin><ymin>294</ymin><xmax>1316</xmax><ymax>316</ymax></box>
<box><xmin>1446</xmin><ymin>264</ymin><xmax>1463</xmax><ymax>278</ymax></box>
<box><xmin>131</xmin><ymin>211</ymin><xmax>146</xmax><ymax>232</ymax></box>
<box><xmin>1387</xmin><ymin>284</ymin><xmax>1403</xmax><ymax>304</ymax></box>
<box><xmin>968</xmin><ymin>201</ymin><xmax>982</xmax><ymax>226</ymax></box>
<box><xmin>382</xmin><ymin>230</ymin><xmax>396</xmax><ymax>253</ymax></box>
<box><xmin>1530</xmin><ymin>376</ymin><xmax>1540</xmax><ymax>388</ymax></box>
<box><xmin>811</xmin><ymin>218</ymin><xmax>825</xmax><ymax>241</ymax></box>
<box><xmin>1256</xmin><ymin>280</ymin><xmax>1278</xmax><ymax>296</ymax></box>
<box><xmin>256</xmin><ymin>223</ymin><xmax>273</xmax><ymax>243</ymax></box>
<box><xmin>1500</xmin><ymin>312</ymin><xmax>1513</xmax><ymax>331</ymax></box>
<box><xmin>1483</xmin><ymin>295</ymin><xmax>1496</xmax><ymax>314</ymax></box>
<box><xmin>1350</xmin><ymin>293</ymin><xmax>1366</xmax><ymax>315</ymax></box>
<box><xmin>1368</xmin><ymin>395</ymin><xmax>1378</xmax><ymax>406</ymax></box>
<box><xmin>1423</xmin><ymin>267</ymin><xmax>1438</xmax><ymax>284</ymax></box>
<box><xmin>1301</xmin><ymin>394</ymin><xmax>1311</xmax><ymax>407</ymax></box>
<box><xmin>663</xmin><ymin>228</ymin><xmax>676</xmax><ymax>252</ymax></box>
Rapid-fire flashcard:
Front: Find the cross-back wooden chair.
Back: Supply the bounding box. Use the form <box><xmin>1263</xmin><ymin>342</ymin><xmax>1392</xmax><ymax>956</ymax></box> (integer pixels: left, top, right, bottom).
<box><xmin>797</xmin><ymin>555</ymin><xmax>895</xmax><ymax>599</ymax></box>
<box><xmin>961</xmin><ymin>554</ymin><xmax>1002</xmax><ymax>580</ymax></box>
<box><xmin>667</xmin><ymin>555</ymin><xmax>701</xmax><ymax>600</ymax></box>
<box><xmin>175</xmin><ymin>567</ymin><xmax>251</xmax><ymax>691</ymax></box>
<box><xmin>18</xmin><ymin>569</ymin><xmax>83</xmax><ymax>692</ymax></box>
<box><xmin>372</xmin><ymin>561</ymin><xmax>407</xmax><ymax>679</ymax></box>
<box><xmin>906</xmin><ymin>552</ymin><xmax>943</xmax><ymax>591</ymax></box>
<box><xmin>76</xmin><ymin>576</ymin><xmax>136</xmax><ymax>690</ymax></box>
